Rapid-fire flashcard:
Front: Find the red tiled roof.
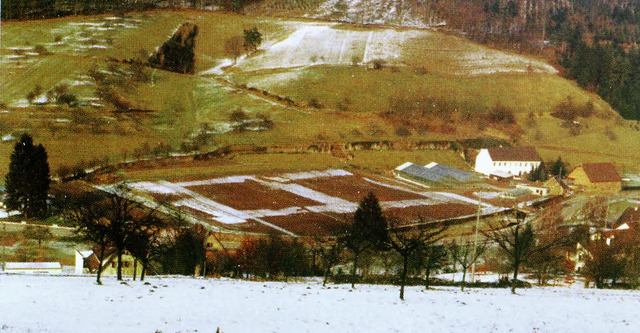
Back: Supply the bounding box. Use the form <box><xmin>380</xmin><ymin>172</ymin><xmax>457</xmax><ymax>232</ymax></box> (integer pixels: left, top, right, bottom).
<box><xmin>616</xmin><ymin>207</ymin><xmax>640</xmax><ymax>228</ymax></box>
<box><xmin>579</xmin><ymin>163</ymin><xmax>622</xmax><ymax>183</ymax></box>
<box><xmin>487</xmin><ymin>146</ymin><xmax>541</xmax><ymax>162</ymax></box>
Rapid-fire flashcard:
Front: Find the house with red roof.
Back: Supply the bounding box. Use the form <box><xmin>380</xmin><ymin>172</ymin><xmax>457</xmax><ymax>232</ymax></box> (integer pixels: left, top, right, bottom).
<box><xmin>567</xmin><ymin>163</ymin><xmax>622</xmax><ymax>194</ymax></box>
<box><xmin>474</xmin><ymin>146</ymin><xmax>542</xmax><ymax>177</ymax></box>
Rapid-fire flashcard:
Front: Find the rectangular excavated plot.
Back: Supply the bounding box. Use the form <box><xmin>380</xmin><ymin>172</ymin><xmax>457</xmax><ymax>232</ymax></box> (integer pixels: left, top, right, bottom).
<box><xmin>177</xmin><ymin>206</ymin><xmax>285</xmax><ymax>235</ymax></box>
<box><xmin>294</xmin><ymin>175</ymin><xmax>425</xmax><ymax>202</ymax></box>
<box><xmin>384</xmin><ymin>203</ymin><xmax>479</xmax><ymax>222</ymax></box>
<box><xmin>185</xmin><ymin>180</ymin><xmax>323</xmax><ymax>211</ymax></box>
<box><xmin>260</xmin><ymin>212</ymin><xmax>347</xmax><ymax>237</ymax></box>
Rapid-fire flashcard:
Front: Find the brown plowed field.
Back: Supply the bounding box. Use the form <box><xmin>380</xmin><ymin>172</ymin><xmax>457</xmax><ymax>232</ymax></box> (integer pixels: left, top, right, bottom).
<box><xmin>294</xmin><ymin>175</ymin><xmax>425</xmax><ymax>202</ymax></box>
<box><xmin>186</xmin><ymin>180</ymin><xmax>322</xmax><ymax>210</ymax></box>
<box><xmin>384</xmin><ymin>203</ymin><xmax>478</xmax><ymax>222</ymax></box>
<box><xmin>260</xmin><ymin>212</ymin><xmax>347</xmax><ymax>237</ymax></box>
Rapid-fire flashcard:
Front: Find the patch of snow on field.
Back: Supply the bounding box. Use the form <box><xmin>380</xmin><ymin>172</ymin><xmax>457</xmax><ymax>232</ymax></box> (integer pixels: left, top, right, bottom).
<box><xmin>199</xmin><ymin>58</ymin><xmax>235</xmax><ymax>76</ymax></box>
<box><xmin>174</xmin><ymin>198</ymin><xmax>248</xmax><ymax>224</ymax></box>
<box><xmin>243</xmin><ymin>207</ymin><xmax>307</xmax><ymax>218</ymax></box>
<box><xmin>266</xmin><ymin>169</ymin><xmax>352</xmax><ymax>182</ymax></box>
<box><xmin>381</xmin><ymin>198</ymin><xmax>441</xmax><ymax>209</ymax></box>
<box><xmin>176</xmin><ymin>176</ymin><xmax>255</xmax><ymax>187</ymax></box>
<box><xmin>129</xmin><ymin>181</ymin><xmax>179</xmax><ymax>195</ymax></box>
<box><xmin>363</xmin><ymin>177</ymin><xmax>420</xmax><ymax>193</ymax></box>
<box><xmin>237</xmin><ymin>24</ymin><xmax>424</xmax><ymax>71</ymax></box>
<box><xmin>258</xmin><ymin>180</ymin><xmax>357</xmax><ymax>213</ymax></box>
<box><xmin>3</xmin><ymin>275</ymin><xmax>640</xmax><ymax>333</ymax></box>
<box><xmin>456</xmin><ymin>50</ymin><xmax>558</xmax><ymax>75</ymax></box>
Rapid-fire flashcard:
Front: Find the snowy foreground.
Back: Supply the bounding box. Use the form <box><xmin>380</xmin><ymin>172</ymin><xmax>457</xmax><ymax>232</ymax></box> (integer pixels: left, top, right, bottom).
<box><xmin>1</xmin><ymin>275</ymin><xmax>640</xmax><ymax>333</ymax></box>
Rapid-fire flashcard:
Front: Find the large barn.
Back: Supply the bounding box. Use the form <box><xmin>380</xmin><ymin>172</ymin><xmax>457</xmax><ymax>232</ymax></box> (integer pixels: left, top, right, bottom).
<box><xmin>474</xmin><ymin>146</ymin><xmax>542</xmax><ymax>177</ymax></box>
<box><xmin>394</xmin><ymin>162</ymin><xmax>478</xmax><ymax>187</ymax></box>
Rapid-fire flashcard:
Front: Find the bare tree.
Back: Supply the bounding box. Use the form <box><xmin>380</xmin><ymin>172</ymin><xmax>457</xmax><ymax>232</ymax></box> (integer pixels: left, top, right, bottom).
<box><xmin>126</xmin><ymin>208</ymin><xmax>166</xmax><ymax>281</ymax></box>
<box><xmin>449</xmin><ymin>238</ymin><xmax>486</xmax><ymax>291</ymax></box>
<box><xmin>66</xmin><ymin>189</ymin><xmax>112</xmax><ymax>285</ymax></box>
<box><xmin>412</xmin><ymin>244</ymin><xmax>448</xmax><ymax>289</ymax></box>
<box><xmin>484</xmin><ymin>207</ymin><xmax>574</xmax><ymax>294</ymax></box>
<box><xmin>387</xmin><ymin>216</ymin><xmax>448</xmax><ymax>300</ymax></box>
<box><xmin>483</xmin><ymin>211</ymin><xmax>535</xmax><ymax>294</ymax></box>
<box><xmin>23</xmin><ymin>225</ymin><xmax>52</xmax><ymax>248</ymax></box>
<box><xmin>224</xmin><ymin>36</ymin><xmax>244</xmax><ymax>64</ymax></box>
<box><xmin>318</xmin><ymin>238</ymin><xmax>346</xmax><ymax>287</ymax></box>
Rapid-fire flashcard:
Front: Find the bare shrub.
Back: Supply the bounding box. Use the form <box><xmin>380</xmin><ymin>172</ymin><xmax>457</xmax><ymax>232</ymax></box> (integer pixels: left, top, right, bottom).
<box><xmin>230</xmin><ymin>108</ymin><xmax>248</xmax><ymax>122</ymax></box>
<box><xmin>309</xmin><ymin>98</ymin><xmax>323</xmax><ymax>109</ymax></box>
<box><xmin>33</xmin><ymin>44</ymin><xmax>50</xmax><ymax>55</ymax></box>
<box><xmin>487</xmin><ymin>103</ymin><xmax>516</xmax><ymax>125</ymax></box>
<box><xmin>395</xmin><ymin>125</ymin><xmax>412</xmax><ymax>137</ymax></box>
<box><xmin>551</xmin><ymin>96</ymin><xmax>594</xmax><ymax>122</ymax></box>
<box><xmin>337</xmin><ymin>98</ymin><xmax>351</xmax><ymax>111</ymax></box>
<box><xmin>351</xmin><ymin>55</ymin><xmax>362</xmax><ymax>66</ymax></box>
<box><xmin>604</xmin><ymin>126</ymin><xmax>617</xmax><ymax>141</ymax></box>
<box><xmin>370</xmin><ymin>59</ymin><xmax>386</xmax><ymax>70</ymax></box>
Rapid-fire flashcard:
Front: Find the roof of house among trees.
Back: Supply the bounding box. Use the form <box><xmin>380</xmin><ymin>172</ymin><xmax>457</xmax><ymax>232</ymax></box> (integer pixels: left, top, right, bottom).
<box><xmin>576</xmin><ymin>163</ymin><xmax>622</xmax><ymax>183</ymax></box>
<box><xmin>615</xmin><ymin>207</ymin><xmax>640</xmax><ymax>229</ymax></box>
<box><xmin>487</xmin><ymin>146</ymin><xmax>541</xmax><ymax>162</ymax></box>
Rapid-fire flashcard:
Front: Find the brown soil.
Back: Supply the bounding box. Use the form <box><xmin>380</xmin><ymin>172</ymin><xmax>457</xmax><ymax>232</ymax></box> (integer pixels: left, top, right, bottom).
<box><xmin>186</xmin><ymin>180</ymin><xmax>322</xmax><ymax>210</ymax></box>
<box><xmin>295</xmin><ymin>175</ymin><xmax>425</xmax><ymax>202</ymax></box>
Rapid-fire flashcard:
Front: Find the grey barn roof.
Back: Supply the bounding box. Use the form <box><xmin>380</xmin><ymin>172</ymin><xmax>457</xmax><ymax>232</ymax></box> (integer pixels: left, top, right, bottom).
<box><xmin>395</xmin><ymin>162</ymin><xmax>476</xmax><ymax>184</ymax></box>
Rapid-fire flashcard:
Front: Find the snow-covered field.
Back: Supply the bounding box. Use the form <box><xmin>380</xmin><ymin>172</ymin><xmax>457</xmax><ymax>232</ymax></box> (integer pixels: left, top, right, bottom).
<box><xmin>236</xmin><ymin>23</ymin><xmax>422</xmax><ymax>72</ymax></box>
<box><xmin>227</xmin><ymin>21</ymin><xmax>557</xmax><ymax>77</ymax></box>
<box><xmin>1</xmin><ymin>274</ymin><xmax>639</xmax><ymax>333</ymax></box>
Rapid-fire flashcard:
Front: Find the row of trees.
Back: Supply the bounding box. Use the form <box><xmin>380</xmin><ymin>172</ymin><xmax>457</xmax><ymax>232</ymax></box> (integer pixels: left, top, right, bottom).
<box><xmin>1</xmin><ymin>0</ymin><xmax>262</xmax><ymax>21</ymax></box>
<box><xmin>64</xmin><ymin>183</ymin><xmax>167</xmax><ymax>284</ymax></box>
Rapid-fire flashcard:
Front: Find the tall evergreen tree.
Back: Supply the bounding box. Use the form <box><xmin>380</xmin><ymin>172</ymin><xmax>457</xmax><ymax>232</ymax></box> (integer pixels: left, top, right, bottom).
<box><xmin>549</xmin><ymin>157</ymin><xmax>568</xmax><ymax>178</ymax></box>
<box><xmin>344</xmin><ymin>192</ymin><xmax>388</xmax><ymax>288</ymax></box>
<box><xmin>4</xmin><ymin>133</ymin><xmax>50</xmax><ymax>218</ymax></box>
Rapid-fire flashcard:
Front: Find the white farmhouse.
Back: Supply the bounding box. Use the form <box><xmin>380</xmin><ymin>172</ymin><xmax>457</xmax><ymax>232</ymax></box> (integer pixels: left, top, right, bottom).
<box><xmin>474</xmin><ymin>146</ymin><xmax>542</xmax><ymax>177</ymax></box>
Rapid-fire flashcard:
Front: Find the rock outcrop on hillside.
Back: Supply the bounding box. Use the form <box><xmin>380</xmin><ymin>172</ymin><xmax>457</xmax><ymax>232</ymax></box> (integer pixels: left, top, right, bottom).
<box><xmin>149</xmin><ymin>22</ymin><xmax>199</xmax><ymax>74</ymax></box>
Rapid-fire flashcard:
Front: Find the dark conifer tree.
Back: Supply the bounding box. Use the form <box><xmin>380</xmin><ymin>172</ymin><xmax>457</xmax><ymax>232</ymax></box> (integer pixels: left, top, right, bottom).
<box><xmin>344</xmin><ymin>192</ymin><xmax>388</xmax><ymax>288</ymax></box>
<box><xmin>4</xmin><ymin>133</ymin><xmax>50</xmax><ymax>218</ymax></box>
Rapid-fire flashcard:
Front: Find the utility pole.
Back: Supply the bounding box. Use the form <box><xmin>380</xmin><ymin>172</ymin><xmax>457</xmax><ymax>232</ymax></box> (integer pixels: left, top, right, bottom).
<box><xmin>470</xmin><ymin>191</ymin><xmax>482</xmax><ymax>283</ymax></box>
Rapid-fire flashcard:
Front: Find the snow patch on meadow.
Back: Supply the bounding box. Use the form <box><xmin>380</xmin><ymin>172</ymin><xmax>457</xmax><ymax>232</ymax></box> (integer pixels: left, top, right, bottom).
<box><xmin>456</xmin><ymin>50</ymin><xmax>558</xmax><ymax>75</ymax></box>
<box><xmin>237</xmin><ymin>24</ymin><xmax>423</xmax><ymax>71</ymax></box>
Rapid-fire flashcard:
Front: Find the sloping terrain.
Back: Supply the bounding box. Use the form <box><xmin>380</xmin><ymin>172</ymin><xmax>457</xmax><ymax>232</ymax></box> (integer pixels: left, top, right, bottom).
<box><xmin>2</xmin><ymin>10</ymin><xmax>640</xmax><ymax>184</ymax></box>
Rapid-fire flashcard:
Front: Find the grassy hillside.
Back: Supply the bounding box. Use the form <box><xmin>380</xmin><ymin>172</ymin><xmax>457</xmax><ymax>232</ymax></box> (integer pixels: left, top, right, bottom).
<box><xmin>2</xmin><ymin>10</ymin><xmax>640</xmax><ymax>184</ymax></box>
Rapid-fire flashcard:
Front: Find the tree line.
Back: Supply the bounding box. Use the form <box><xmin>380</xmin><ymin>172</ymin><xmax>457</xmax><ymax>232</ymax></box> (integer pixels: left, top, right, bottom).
<box><xmin>1</xmin><ymin>0</ymin><xmax>262</xmax><ymax>21</ymax></box>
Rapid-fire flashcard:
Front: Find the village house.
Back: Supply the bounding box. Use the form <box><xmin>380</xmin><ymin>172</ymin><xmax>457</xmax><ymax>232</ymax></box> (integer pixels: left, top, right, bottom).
<box><xmin>544</xmin><ymin>177</ymin><xmax>569</xmax><ymax>197</ymax></box>
<box><xmin>474</xmin><ymin>146</ymin><xmax>542</xmax><ymax>178</ymax></box>
<box><xmin>567</xmin><ymin>163</ymin><xmax>622</xmax><ymax>194</ymax></box>
<box><xmin>75</xmin><ymin>249</ymin><xmax>142</xmax><ymax>276</ymax></box>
